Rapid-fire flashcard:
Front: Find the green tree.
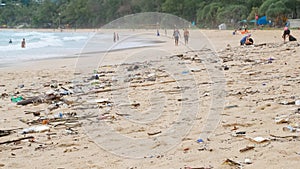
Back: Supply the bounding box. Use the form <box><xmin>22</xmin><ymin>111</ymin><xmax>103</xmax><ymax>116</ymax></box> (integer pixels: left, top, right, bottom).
<box><xmin>282</xmin><ymin>0</ymin><xmax>300</xmax><ymax>18</ymax></box>
<box><xmin>217</xmin><ymin>5</ymin><xmax>248</xmax><ymax>27</ymax></box>
<box><xmin>162</xmin><ymin>0</ymin><xmax>184</xmax><ymax>17</ymax></box>
<box><xmin>266</xmin><ymin>1</ymin><xmax>290</xmax><ymax>26</ymax></box>
<box><xmin>32</xmin><ymin>0</ymin><xmax>59</xmax><ymax>28</ymax></box>
<box><xmin>197</xmin><ymin>2</ymin><xmax>223</xmax><ymax>28</ymax></box>
<box><xmin>258</xmin><ymin>0</ymin><xmax>277</xmax><ymax>16</ymax></box>
<box><xmin>247</xmin><ymin>7</ymin><xmax>259</xmax><ymax>21</ymax></box>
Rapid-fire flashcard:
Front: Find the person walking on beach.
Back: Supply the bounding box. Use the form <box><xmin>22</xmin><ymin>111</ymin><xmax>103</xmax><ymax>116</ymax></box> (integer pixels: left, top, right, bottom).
<box><xmin>113</xmin><ymin>32</ymin><xmax>119</xmax><ymax>42</ymax></box>
<box><xmin>9</xmin><ymin>39</ymin><xmax>12</xmax><ymax>44</ymax></box>
<box><xmin>21</xmin><ymin>38</ymin><xmax>26</xmax><ymax>48</ymax></box>
<box><xmin>183</xmin><ymin>29</ymin><xmax>189</xmax><ymax>45</ymax></box>
<box><xmin>113</xmin><ymin>32</ymin><xmax>117</xmax><ymax>42</ymax></box>
<box><xmin>173</xmin><ymin>29</ymin><xmax>180</xmax><ymax>46</ymax></box>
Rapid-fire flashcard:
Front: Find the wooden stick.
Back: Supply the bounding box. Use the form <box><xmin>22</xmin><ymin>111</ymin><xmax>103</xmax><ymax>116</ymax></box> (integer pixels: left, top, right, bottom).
<box><xmin>270</xmin><ymin>134</ymin><xmax>299</xmax><ymax>139</ymax></box>
<box><xmin>147</xmin><ymin>131</ymin><xmax>162</xmax><ymax>136</ymax></box>
<box><xmin>0</xmin><ymin>136</ymin><xmax>34</xmax><ymax>145</ymax></box>
<box><xmin>240</xmin><ymin>146</ymin><xmax>255</xmax><ymax>152</ymax></box>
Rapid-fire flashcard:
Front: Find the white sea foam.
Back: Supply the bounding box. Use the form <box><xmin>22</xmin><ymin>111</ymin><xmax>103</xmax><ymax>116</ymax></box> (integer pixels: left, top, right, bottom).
<box><xmin>0</xmin><ymin>30</ymin><xmax>161</xmax><ymax>66</ymax></box>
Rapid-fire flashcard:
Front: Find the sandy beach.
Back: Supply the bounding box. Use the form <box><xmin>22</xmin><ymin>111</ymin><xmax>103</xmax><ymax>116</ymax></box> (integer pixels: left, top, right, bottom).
<box><xmin>0</xmin><ymin>29</ymin><xmax>300</xmax><ymax>169</ymax></box>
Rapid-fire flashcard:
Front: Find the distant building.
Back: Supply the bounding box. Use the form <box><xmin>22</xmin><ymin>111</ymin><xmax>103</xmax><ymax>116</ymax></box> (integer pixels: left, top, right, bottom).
<box><xmin>289</xmin><ymin>19</ymin><xmax>300</xmax><ymax>28</ymax></box>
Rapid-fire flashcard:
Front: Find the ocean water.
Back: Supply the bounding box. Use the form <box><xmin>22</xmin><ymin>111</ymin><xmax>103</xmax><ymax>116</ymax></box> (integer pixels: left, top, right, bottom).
<box><xmin>0</xmin><ymin>30</ymin><xmax>160</xmax><ymax>67</ymax></box>
<box><xmin>0</xmin><ymin>30</ymin><xmax>95</xmax><ymax>65</ymax></box>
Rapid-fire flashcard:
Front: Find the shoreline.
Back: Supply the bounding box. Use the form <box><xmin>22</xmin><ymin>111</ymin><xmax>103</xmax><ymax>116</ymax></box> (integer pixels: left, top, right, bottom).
<box><xmin>0</xmin><ymin>29</ymin><xmax>299</xmax><ymax>168</ymax></box>
<box><xmin>1</xmin><ymin>29</ymin><xmax>299</xmax><ymax>70</ymax></box>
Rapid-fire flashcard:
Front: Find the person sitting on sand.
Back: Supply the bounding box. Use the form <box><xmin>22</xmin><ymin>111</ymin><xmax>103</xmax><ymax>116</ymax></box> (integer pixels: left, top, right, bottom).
<box><xmin>240</xmin><ymin>34</ymin><xmax>253</xmax><ymax>46</ymax></box>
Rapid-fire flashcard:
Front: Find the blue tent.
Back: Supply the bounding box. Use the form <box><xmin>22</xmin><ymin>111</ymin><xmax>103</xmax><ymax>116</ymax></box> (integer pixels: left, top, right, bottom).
<box><xmin>257</xmin><ymin>16</ymin><xmax>268</xmax><ymax>25</ymax></box>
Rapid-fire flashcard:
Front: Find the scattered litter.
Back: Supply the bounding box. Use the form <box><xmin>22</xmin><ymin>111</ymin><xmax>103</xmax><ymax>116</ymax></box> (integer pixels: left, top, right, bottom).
<box><xmin>184</xmin><ymin>167</ymin><xmax>212</xmax><ymax>169</ymax></box>
<box><xmin>283</xmin><ymin>126</ymin><xmax>300</xmax><ymax>132</ymax></box>
<box><xmin>270</xmin><ymin>134</ymin><xmax>299</xmax><ymax>139</ymax></box>
<box><xmin>11</xmin><ymin>96</ymin><xmax>23</xmax><ymax>103</ymax></box>
<box><xmin>280</xmin><ymin>100</ymin><xmax>295</xmax><ymax>105</ymax></box>
<box><xmin>197</xmin><ymin>138</ymin><xmax>204</xmax><ymax>143</ymax></box>
<box><xmin>147</xmin><ymin>131</ymin><xmax>162</xmax><ymax>136</ymax></box>
<box><xmin>223</xmin><ymin>65</ymin><xmax>229</xmax><ymax>70</ymax></box>
<box><xmin>224</xmin><ymin>105</ymin><xmax>238</xmax><ymax>109</ymax></box>
<box><xmin>267</xmin><ymin>57</ymin><xmax>274</xmax><ymax>63</ymax></box>
<box><xmin>181</xmin><ymin>70</ymin><xmax>189</xmax><ymax>75</ymax></box>
<box><xmin>0</xmin><ymin>130</ymin><xmax>12</xmax><ymax>137</ymax></box>
<box><xmin>244</xmin><ymin>158</ymin><xmax>252</xmax><ymax>164</ymax></box>
<box><xmin>240</xmin><ymin>145</ymin><xmax>255</xmax><ymax>152</ymax></box>
<box><xmin>0</xmin><ymin>136</ymin><xmax>34</xmax><ymax>145</ymax></box>
<box><xmin>223</xmin><ymin>158</ymin><xmax>241</xmax><ymax>167</ymax></box>
<box><xmin>275</xmin><ymin>115</ymin><xmax>289</xmax><ymax>124</ymax></box>
<box><xmin>88</xmin><ymin>98</ymin><xmax>110</xmax><ymax>103</ymax></box>
<box><xmin>65</xmin><ymin>128</ymin><xmax>78</xmax><ymax>135</ymax></box>
<box><xmin>18</xmin><ymin>84</ymin><xmax>25</xmax><ymax>88</ymax></box>
<box><xmin>223</xmin><ymin>123</ymin><xmax>254</xmax><ymax>128</ymax></box>
<box><xmin>248</xmin><ymin>136</ymin><xmax>270</xmax><ymax>143</ymax></box>
<box><xmin>21</xmin><ymin>125</ymin><xmax>50</xmax><ymax>134</ymax></box>
<box><xmin>1</xmin><ymin>93</ymin><xmax>8</xmax><ymax>98</ymax></box>
<box><xmin>232</xmin><ymin>131</ymin><xmax>246</xmax><ymax>137</ymax></box>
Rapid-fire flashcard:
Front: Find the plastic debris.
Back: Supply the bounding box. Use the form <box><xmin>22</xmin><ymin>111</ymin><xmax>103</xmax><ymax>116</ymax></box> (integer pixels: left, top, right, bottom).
<box><xmin>197</xmin><ymin>138</ymin><xmax>204</xmax><ymax>143</ymax></box>
<box><xmin>249</xmin><ymin>136</ymin><xmax>270</xmax><ymax>143</ymax></box>
<box><xmin>275</xmin><ymin>115</ymin><xmax>289</xmax><ymax>124</ymax></box>
<box><xmin>244</xmin><ymin>158</ymin><xmax>252</xmax><ymax>164</ymax></box>
<box><xmin>283</xmin><ymin>126</ymin><xmax>300</xmax><ymax>132</ymax></box>
<box><xmin>21</xmin><ymin>125</ymin><xmax>50</xmax><ymax>134</ymax></box>
<box><xmin>232</xmin><ymin>131</ymin><xmax>246</xmax><ymax>137</ymax></box>
<box><xmin>11</xmin><ymin>96</ymin><xmax>24</xmax><ymax>103</ymax></box>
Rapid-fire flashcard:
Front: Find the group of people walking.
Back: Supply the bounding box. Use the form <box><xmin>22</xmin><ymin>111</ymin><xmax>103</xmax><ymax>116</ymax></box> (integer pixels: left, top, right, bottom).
<box><xmin>172</xmin><ymin>28</ymin><xmax>190</xmax><ymax>46</ymax></box>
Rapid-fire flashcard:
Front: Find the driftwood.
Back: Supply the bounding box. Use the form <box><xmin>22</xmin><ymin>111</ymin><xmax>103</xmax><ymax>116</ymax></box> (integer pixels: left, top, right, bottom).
<box><xmin>17</xmin><ymin>94</ymin><xmax>61</xmax><ymax>106</ymax></box>
<box><xmin>254</xmin><ymin>43</ymin><xmax>267</xmax><ymax>47</ymax></box>
<box><xmin>0</xmin><ymin>128</ymin><xmax>23</xmax><ymax>137</ymax></box>
<box><xmin>0</xmin><ymin>130</ymin><xmax>11</xmax><ymax>137</ymax></box>
<box><xmin>147</xmin><ymin>131</ymin><xmax>162</xmax><ymax>136</ymax></box>
<box><xmin>223</xmin><ymin>158</ymin><xmax>241</xmax><ymax>167</ymax></box>
<box><xmin>239</xmin><ymin>145</ymin><xmax>255</xmax><ymax>152</ymax></box>
<box><xmin>17</xmin><ymin>96</ymin><xmax>41</xmax><ymax>105</ymax></box>
<box><xmin>270</xmin><ymin>134</ymin><xmax>299</xmax><ymax>139</ymax></box>
<box><xmin>0</xmin><ymin>136</ymin><xmax>34</xmax><ymax>145</ymax></box>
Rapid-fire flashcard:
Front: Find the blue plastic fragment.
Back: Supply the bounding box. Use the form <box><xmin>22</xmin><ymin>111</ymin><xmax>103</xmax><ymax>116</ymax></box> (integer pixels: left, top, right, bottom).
<box><xmin>197</xmin><ymin>138</ymin><xmax>204</xmax><ymax>143</ymax></box>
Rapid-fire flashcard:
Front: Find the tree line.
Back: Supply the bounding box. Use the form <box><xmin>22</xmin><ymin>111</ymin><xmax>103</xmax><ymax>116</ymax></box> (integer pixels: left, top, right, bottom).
<box><xmin>0</xmin><ymin>0</ymin><xmax>299</xmax><ymax>29</ymax></box>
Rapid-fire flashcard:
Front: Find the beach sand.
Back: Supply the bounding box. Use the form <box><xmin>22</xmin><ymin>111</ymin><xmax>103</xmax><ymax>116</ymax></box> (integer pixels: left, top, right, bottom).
<box><xmin>0</xmin><ymin>29</ymin><xmax>300</xmax><ymax>169</ymax></box>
